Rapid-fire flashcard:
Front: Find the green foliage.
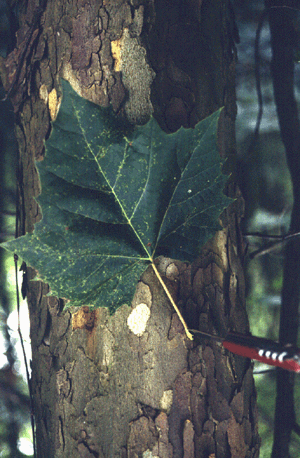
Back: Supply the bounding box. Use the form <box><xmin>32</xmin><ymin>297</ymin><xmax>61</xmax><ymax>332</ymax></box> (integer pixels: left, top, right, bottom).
<box><xmin>1</xmin><ymin>80</ymin><xmax>231</xmax><ymax>313</ymax></box>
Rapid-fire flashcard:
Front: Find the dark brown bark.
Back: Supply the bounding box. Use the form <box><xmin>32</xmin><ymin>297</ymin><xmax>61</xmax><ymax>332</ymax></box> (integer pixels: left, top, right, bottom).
<box><xmin>0</xmin><ymin>0</ymin><xmax>260</xmax><ymax>457</ymax></box>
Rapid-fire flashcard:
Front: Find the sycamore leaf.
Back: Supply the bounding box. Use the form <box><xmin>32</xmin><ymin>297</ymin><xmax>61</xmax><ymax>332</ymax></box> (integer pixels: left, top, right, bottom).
<box><xmin>1</xmin><ymin>80</ymin><xmax>231</xmax><ymax>314</ymax></box>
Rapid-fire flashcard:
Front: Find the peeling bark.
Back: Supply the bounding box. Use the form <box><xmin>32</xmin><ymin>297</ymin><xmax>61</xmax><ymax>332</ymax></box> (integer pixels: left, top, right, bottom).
<box><xmin>0</xmin><ymin>0</ymin><xmax>260</xmax><ymax>457</ymax></box>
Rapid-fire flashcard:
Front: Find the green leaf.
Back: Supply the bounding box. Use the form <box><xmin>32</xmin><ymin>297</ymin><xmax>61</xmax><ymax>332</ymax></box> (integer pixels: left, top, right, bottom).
<box><xmin>1</xmin><ymin>80</ymin><xmax>231</xmax><ymax>313</ymax></box>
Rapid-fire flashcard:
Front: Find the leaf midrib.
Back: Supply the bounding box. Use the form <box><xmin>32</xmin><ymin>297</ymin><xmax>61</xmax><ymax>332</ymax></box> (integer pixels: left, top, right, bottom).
<box><xmin>73</xmin><ymin>103</ymin><xmax>153</xmax><ymax>263</ymax></box>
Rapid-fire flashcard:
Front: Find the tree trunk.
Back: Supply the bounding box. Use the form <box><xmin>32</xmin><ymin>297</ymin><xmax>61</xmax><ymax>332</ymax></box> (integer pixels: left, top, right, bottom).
<box><xmin>266</xmin><ymin>2</ymin><xmax>300</xmax><ymax>456</ymax></box>
<box><xmin>0</xmin><ymin>0</ymin><xmax>260</xmax><ymax>457</ymax></box>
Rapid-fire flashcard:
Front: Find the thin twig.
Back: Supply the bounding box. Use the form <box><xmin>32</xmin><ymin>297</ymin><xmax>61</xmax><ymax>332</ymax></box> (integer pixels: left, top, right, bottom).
<box><xmin>246</xmin><ymin>4</ymin><xmax>300</xmax><ymax>155</ymax></box>
<box><xmin>245</xmin><ymin>231</ymin><xmax>300</xmax><ymax>259</ymax></box>
<box><xmin>253</xmin><ymin>368</ymin><xmax>276</xmax><ymax>375</ymax></box>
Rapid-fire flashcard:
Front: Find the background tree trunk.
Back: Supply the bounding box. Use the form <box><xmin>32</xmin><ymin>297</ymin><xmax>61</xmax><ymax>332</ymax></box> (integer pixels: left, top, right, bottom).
<box><xmin>0</xmin><ymin>0</ymin><xmax>260</xmax><ymax>457</ymax></box>
<box><xmin>266</xmin><ymin>2</ymin><xmax>300</xmax><ymax>456</ymax></box>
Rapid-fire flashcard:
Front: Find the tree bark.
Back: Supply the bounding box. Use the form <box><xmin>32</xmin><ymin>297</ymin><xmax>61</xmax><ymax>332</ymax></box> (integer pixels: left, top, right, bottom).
<box><xmin>0</xmin><ymin>0</ymin><xmax>260</xmax><ymax>457</ymax></box>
